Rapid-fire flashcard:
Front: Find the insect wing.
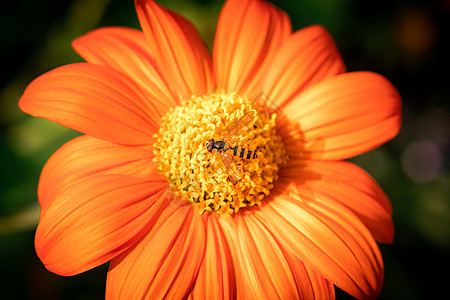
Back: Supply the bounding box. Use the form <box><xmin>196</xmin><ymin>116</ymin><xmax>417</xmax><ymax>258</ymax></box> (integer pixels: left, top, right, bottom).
<box><xmin>223</xmin><ymin>111</ymin><xmax>257</xmax><ymax>145</ymax></box>
<box><xmin>220</xmin><ymin>151</ymin><xmax>242</xmax><ymax>184</ymax></box>
<box><xmin>251</xmin><ymin>92</ymin><xmax>283</xmax><ymax>117</ymax></box>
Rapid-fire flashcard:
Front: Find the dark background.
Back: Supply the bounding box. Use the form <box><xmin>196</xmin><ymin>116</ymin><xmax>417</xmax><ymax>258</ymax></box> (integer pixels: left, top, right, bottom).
<box><xmin>1</xmin><ymin>0</ymin><xmax>448</xmax><ymax>299</ymax></box>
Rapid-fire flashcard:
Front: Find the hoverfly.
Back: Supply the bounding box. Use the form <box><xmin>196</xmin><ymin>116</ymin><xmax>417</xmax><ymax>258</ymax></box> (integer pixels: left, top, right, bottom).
<box><xmin>206</xmin><ymin>110</ymin><xmax>258</xmax><ymax>184</ymax></box>
<box><xmin>206</xmin><ymin>92</ymin><xmax>282</xmax><ymax>184</ymax></box>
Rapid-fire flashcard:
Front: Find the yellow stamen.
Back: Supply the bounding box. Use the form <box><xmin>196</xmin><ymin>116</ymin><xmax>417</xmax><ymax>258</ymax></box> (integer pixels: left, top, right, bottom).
<box><xmin>153</xmin><ymin>91</ymin><xmax>288</xmax><ymax>214</ymax></box>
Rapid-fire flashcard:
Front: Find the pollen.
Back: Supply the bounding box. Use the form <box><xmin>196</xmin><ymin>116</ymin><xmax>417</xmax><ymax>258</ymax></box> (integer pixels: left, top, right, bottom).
<box><xmin>152</xmin><ymin>91</ymin><xmax>288</xmax><ymax>214</ymax></box>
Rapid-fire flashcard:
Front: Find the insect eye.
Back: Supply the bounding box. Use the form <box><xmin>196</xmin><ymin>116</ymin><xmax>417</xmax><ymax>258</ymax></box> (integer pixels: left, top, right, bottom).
<box><xmin>206</xmin><ymin>140</ymin><xmax>213</xmax><ymax>152</ymax></box>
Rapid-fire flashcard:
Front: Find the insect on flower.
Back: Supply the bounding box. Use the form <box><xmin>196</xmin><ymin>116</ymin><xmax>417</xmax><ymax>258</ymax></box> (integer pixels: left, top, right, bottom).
<box><xmin>206</xmin><ymin>92</ymin><xmax>281</xmax><ymax>184</ymax></box>
<box><xmin>206</xmin><ymin>110</ymin><xmax>258</xmax><ymax>184</ymax></box>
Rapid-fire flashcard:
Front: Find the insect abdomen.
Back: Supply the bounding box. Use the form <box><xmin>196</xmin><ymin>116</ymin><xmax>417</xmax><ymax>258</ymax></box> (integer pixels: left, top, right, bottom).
<box><xmin>229</xmin><ymin>146</ymin><xmax>257</xmax><ymax>159</ymax></box>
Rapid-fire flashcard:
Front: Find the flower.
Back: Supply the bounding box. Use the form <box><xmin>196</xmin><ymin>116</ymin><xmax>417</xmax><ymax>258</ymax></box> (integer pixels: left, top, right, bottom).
<box><xmin>19</xmin><ymin>0</ymin><xmax>401</xmax><ymax>299</ymax></box>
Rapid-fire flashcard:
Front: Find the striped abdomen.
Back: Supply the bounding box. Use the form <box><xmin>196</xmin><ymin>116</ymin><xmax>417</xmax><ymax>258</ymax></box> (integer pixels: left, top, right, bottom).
<box><xmin>228</xmin><ymin>145</ymin><xmax>258</xmax><ymax>159</ymax></box>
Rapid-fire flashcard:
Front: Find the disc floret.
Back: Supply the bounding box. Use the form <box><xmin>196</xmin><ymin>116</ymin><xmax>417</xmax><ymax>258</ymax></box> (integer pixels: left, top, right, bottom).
<box><xmin>153</xmin><ymin>91</ymin><xmax>288</xmax><ymax>214</ymax></box>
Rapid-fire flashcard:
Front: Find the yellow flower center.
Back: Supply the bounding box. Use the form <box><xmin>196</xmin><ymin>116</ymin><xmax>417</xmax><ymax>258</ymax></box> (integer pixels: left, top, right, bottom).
<box><xmin>153</xmin><ymin>91</ymin><xmax>288</xmax><ymax>214</ymax></box>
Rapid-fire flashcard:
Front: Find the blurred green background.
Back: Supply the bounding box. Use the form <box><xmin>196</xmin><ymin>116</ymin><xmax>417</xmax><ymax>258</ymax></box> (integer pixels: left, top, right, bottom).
<box><xmin>1</xmin><ymin>0</ymin><xmax>448</xmax><ymax>299</ymax></box>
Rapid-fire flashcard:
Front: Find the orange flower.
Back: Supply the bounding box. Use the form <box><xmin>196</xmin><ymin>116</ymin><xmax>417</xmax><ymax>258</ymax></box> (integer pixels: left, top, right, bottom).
<box><xmin>19</xmin><ymin>0</ymin><xmax>401</xmax><ymax>299</ymax></box>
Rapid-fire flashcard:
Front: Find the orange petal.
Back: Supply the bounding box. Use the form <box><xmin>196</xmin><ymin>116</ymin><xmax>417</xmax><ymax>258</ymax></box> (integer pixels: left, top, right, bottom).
<box><xmin>283</xmin><ymin>71</ymin><xmax>401</xmax><ymax>160</ymax></box>
<box><xmin>35</xmin><ymin>174</ymin><xmax>169</xmax><ymax>276</ymax></box>
<box><xmin>263</xmin><ymin>25</ymin><xmax>345</xmax><ymax>108</ymax></box>
<box><xmin>38</xmin><ymin>135</ymin><xmax>156</xmax><ymax>214</ymax></box>
<box><xmin>282</xmin><ymin>248</ymin><xmax>335</xmax><ymax>299</ymax></box>
<box><xmin>106</xmin><ymin>204</ymin><xmax>205</xmax><ymax>299</ymax></box>
<box><xmin>213</xmin><ymin>0</ymin><xmax>291</xmax><ymax>97</ymax></box>
<box><xmin>189</xmin><ymin>215</ymin><xmax>235</xmax><ymax>299</ymax></box>
<box><xmin>219</xmin><ymin>213</ymin><xmax>336</xmax><ymax>300</ymax></box>
<box><xmin>135</xmin><ymin>0</ymin><xmax>214</xmax><ymax>101</ymax></box>
<box><xmin>73</xmin><ymin>26</ymin><xmax>179</xmax><ymax>109</ymax></box>
<box><xmin>256</xmin><ymin>192</ymin><xmax>384</xmax><ymax>299</ymax></box>
<box><xmin>19</xmin><ymin>63</ymin><xmax>160</xmax><ymax>145</ymax></box>
<box><xmin>218</xmin><ymin>214</ymin><xmax>299</xmax><ymax>299</ymax></box>
<box><xmin>280</xmin><ymin>159</ymin><xmax>394</xmax><ymax>243</ymax></box>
